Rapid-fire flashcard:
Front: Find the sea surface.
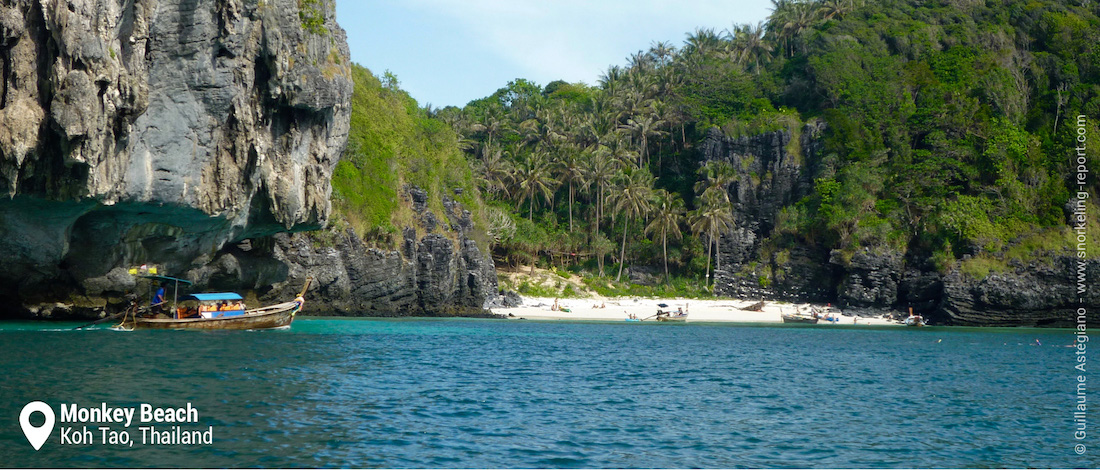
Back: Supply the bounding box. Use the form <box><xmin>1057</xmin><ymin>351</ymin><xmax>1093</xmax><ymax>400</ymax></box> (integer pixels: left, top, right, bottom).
<box><xmin>0</xmin><ymin>317</ymin><xmax>1092</xmax><ymax>468</ymax></box>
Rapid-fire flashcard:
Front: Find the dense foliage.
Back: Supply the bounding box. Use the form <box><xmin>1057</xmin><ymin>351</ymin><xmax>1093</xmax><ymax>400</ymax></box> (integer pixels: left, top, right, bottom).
<box><xmin>430</xmin><ymin>0</ymin><xmax>1100</xmax><ymax>291</ymax></box>
<box><xmin>331</xmin><ymin>65</ymin><xmax>482</xmax><ymax>247</ymax></box>
<box><xmin>336</xmin><ymin>0</ymin><xmax>1100</xmax><ymax>296</ymax></box>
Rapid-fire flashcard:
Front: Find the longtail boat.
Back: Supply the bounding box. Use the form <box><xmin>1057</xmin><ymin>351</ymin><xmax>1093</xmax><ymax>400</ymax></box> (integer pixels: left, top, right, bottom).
<box><xmin>781</xmin><ymin>313</ymin><xmax>819</xmax><ymax>324</ymax></box>
<box><xmin>903</xmin><ymin>307</ymin><xmax>926</xmax><ymax>327</ymax></box>
<box><xmin>655</xmin><ymin>310</ymin><xmax>688</xmax><ymax>322</ymax></box>
<box><xmin>117</xmin><ymin>277</ymin><xmax>311</xmax><ymax>331</ymax></box>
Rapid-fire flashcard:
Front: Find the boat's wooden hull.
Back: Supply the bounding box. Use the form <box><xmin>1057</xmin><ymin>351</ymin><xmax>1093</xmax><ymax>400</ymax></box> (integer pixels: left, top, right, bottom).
<box><xmin>782</xmin><ymin>314</ymin><xmax>819</xmax><ymax>324</ymax></box>
<box><xmin>656</xmin><ymin>314</ymin><xmax>687</xmax><ymax>322</ymax></box>
<box><xmin>124</xmin><ymin>301</ymin><xmax>301</xmax><ymax>330</ymax></box>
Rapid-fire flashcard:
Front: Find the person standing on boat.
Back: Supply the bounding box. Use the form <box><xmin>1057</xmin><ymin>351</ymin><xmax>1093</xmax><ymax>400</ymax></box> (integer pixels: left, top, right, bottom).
<box><xmin>151</xmin><ymin>284</ymin><xmax>166</xmax><ymax>313</ymax></box>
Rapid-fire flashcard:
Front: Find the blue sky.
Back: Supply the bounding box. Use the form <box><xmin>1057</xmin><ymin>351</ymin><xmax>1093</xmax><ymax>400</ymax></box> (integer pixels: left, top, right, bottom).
<box><xmin>335</xmin><ymin>1</ymin><xmax>772</xmax><ymax>108</ymax></box>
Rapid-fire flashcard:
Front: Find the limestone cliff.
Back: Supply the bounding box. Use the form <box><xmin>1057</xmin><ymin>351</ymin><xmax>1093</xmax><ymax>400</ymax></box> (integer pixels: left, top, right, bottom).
<box><xmin>703</xmin><ymin>123</ymin><xmax>834</xmax><ymax>302</ymax></box>
<box><xmin>0</xmin><ymin>0</ymin><xmax>352</xmax><ymax>316</ymax></box>
<box><xmin>187</xmin><ymin>187</ymin><xmax>499</xmax><ymax>317</ymax></box>
<box><xmin>702</xmin><ymin>125</ymin><xmax>1098</xmax><ymax>327</ymax></box>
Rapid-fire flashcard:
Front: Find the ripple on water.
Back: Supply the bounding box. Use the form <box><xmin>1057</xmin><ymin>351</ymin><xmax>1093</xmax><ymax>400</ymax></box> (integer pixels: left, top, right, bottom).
<box><xmin>0</xmin><ymin>319</ymin><xmax>1078</xmax><ymax>468</ymax></box>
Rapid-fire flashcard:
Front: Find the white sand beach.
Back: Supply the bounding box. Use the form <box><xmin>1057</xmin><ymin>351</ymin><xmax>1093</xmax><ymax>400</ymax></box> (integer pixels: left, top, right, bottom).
<box><xmin>492</xmin><ymin>295</ymin><xmax>902</xmax><ymax>325</ymax></box>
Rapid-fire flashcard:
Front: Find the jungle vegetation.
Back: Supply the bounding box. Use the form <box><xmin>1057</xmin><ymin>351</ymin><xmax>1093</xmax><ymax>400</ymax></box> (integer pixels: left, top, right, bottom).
<box><xmin>337</xmin><ymin>0</ymin><xmax>1100</xmax><ymax>296</ymax></box>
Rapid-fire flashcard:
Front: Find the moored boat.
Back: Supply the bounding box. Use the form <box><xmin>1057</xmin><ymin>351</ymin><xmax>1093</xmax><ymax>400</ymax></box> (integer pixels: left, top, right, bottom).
<box><xmin>118</xmin><ymin>277</ymin><xmax>311</xmax><ymax>331</ymax></box>
<box><xmin>655</xmin><ymin>311</ymin><xmax>688</xmax><ymax>322</ymax></box>
<box><xmin>781</xmin><ymin>313</ymin><xmax>819</xmax><ymax>324</ymax></box>
<box><xmin>903</xmin><ymin>307</ymin><xmax>926</xmax><ymax>327</ymax></box>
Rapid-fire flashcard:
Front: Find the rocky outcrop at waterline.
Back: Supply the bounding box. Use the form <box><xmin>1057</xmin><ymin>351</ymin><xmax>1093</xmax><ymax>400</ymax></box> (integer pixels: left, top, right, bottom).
<box><xmin>0</xmin><ymin>1</ymin><xmax>501</xmax><ymax>319</ymax></box>
<box><xmin>0</xmin><ymin>0</ymin><xmax>353</xmax><ymax>317</ymax></box>
<box><xmin>930</xmin><ymin>257</ymin><xmax>1100</xmax><ymax>327</ymax></box>
<box><xmin>183</xmin><ymin>185</ymin><xmax>498</xmax><ymax>317</ymax></box>
<box><xmin>699</xmin><ymin>124</ymin><xmax>1099</xmax><ymax>327</ymax></box>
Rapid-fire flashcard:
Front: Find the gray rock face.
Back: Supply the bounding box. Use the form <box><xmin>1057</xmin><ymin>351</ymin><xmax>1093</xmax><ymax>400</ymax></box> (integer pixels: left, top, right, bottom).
<box><xmin>186</xmin><ymin>187</ymin><xmax>499</xmax><ymax>317</ymax></box>
<box><xmin>937</xmin><ymin>257</ymin><xmax>1100</xmax><ymax>327</ymax></box>
<box><xmin>0</xmin><ymin>0</ymin><xmax>351</xmax><ymax>317</ymax></box>
<box><xmin>832</xmin><ymin>248</ymin><xmax>903</xmax><ymax>308</ymax></box>
<box><xmin>704</xmin><ymin>122</ymin><xmax>830</xmax><ymax>301</ymax></box>
<box><xmin>698</xmin><ymin>123</ymin><xmax>1097</xmax><ymax>326</ymax></box>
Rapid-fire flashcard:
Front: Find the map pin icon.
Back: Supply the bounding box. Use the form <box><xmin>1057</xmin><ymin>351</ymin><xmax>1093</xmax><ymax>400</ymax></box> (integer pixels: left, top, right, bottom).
<box><xmin>19</xmin><ymin>401</ymin><xmax>54</xmax><ymax>451</ymax></box>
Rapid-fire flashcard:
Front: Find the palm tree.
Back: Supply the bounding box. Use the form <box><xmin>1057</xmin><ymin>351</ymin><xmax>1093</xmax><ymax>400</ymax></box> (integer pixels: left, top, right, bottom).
<box><xmin>475</xmin><ymin>144</ymin><xmax>514</xmax><ymax>198</ymax></box>
<box><xmin>609</xmin><ymin>167</ymin><xmax>655</xmax><ymax>282</ymax></box>
<box><xmin>583</xmin><ymin>146</ymin><xmax>619</xmax><ymax>233</ymax></box>
<box><xmin>627</xmin><ymin>50</ymin><xmax>654</xmax><ymax>73</ymax></box>
<box><xmin>648</xmin><ymin>40</ymin><xmax>677</xmax><ymax>67</ymax></box>
<box><xmin>728</xmin><ymin>22</ymin><xmax>773</xmax><ymax>74</ymax></box>
<box><xmin>645</xmin><ymin>189</ymin><xmax>684</xmax><ymax>283</ymax></box>
<box><xmin>514</xmin><ymin>150</ymin><xmax>559</xmax><ymax>220</ymax></box>
<box><xmin>766</xmin><ymin>0</ymin><xmax>795</xmax><ymax>57</ymax></box>
<box><xmin>690</xmin><ymin>187</ymin><xmax>735</xmax><ymax>290</ymax></box>
<box><xmin>604</xmin><ymin>134</ymin><xmax>639</xmax><ymax>169</ymax></box>
<box><xmin>554</xmin><ymin>144</ymin><xmax>586</xmax><ymax>232</ymax></box>
<box><xmin>471</xmin><ymin>106</ymin><xmax>508</xmax><ymax>152</ymax></box>
<box><xmin>598</xmin><ymin>65</ymin><xmax>625</xmax><ymax>99</ymax></box>
<box><xmin>782</xmin><ymin>2</ymin><xmax>818</xmax><ymax>56</ymax></box>
<box><xmin>684</xmin><ymin>27</ymin><xmax>723</xmax><ymax>58</ymax></box>
<box><xmin>818</xmin><ymin>0</ymin><xmax>853</xmax><ymax>21</ymax></box>
<box><xmin>694</xmin><ymin>160</ymin><xmax>738</xmax><ymax>203</ymax></box>
<box><xmin>620</xmin><ymin>111</ymin><xmax>666</xmax><ymax>167</ymax></box>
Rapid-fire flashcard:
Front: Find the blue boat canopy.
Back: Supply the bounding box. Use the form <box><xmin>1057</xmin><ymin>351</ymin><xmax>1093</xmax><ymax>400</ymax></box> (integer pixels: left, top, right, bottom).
<box><xmin>182</xmin><ymin>293</ymin><xmax>243</xmax><ymax>302</ymax></box>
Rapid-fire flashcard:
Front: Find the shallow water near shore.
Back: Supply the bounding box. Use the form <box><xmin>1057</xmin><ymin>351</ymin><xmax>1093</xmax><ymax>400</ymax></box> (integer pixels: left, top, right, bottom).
<box><xmin>0</xmin><ymin>317</ymin><xmax>1090</xmax><ymax>468</ymax></box>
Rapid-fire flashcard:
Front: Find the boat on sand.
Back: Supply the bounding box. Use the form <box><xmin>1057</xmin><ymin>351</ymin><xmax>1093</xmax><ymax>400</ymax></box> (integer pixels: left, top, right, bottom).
<box><xmin>781</xmin><ymin>313</ymin><xmax>819</xmax><ymax>324</ymax></box>
<box><xmin>904</xmin><ymin>307</ymin><xmax>926</xmax><ymax>327</ymax></box>
<box><xmin>655</xmin><ymin>310</ymin><xmax>688</xmax><ymax>322</ymax></box>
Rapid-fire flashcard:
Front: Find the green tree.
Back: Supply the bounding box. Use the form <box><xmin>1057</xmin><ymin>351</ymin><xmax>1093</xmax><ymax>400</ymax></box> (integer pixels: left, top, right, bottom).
<box><xmin>694</xmin><ymin>160</ymin><xmax>738</xmax><ymax>203</ymax></box>
<box><xmin>690</xmin><ymin>187</ymin><xmax>735</xmax><ymax>290</ymax></box>
<box><xmin>609</xmin><ymin>167</ymin><xmax>656</xmax><ymax>282</ymax></box>
<box><xmin>554</xmin><ymin>144</ymin><xmax>586</xmax><ymax>232</ymax></box>
<box><xmin>583</xmin><ymin>146</ymin><xmax>620</xmax><ymax>232</ymax></box>
<box><xmin>728</xmin><ymin>22</ymin><xmax>773</xmax><ymax>74</ymax></box>
<box><xmin>646</xmin><ymin>189</ymin><xmax>685</xmax><ymax>282</ymax></box>
<box><xmin>620</xmin><ymin>111</ymin><xmax>666</xmax><ymax>166</ymax></box>
<box><xmin>514</xmin><ymin>150</ymin><xmax>560</xmax><ymax>221</ymax></box>
<box><xmin>475</xmin><ymin>144</ymin><xmax>513</xmax><ymax>198</ymax></box>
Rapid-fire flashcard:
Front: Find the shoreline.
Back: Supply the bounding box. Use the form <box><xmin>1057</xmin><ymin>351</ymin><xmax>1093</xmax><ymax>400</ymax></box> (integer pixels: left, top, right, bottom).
<box><xmin>491</xmin><ymin>296</ymin><xmax>904</xmax><ymax>326</ymax></box>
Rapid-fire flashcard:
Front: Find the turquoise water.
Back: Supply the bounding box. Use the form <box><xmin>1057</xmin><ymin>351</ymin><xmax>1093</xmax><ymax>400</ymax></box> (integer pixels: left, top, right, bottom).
<box><xmin>0</xmin><ymin>318</ymin><xmax>1092</xmax><ymax>468</ymax></box>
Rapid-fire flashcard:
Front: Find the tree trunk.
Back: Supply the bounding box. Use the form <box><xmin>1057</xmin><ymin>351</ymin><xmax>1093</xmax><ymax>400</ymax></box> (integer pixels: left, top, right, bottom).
<box><xmin>662</xmin><ymin>231</ymin><xmax>669</xmax><ymax>283</ymax></box>
<box><xmin>704</xmin><ymin>233</ymin><xmax>712</xmax><ymax>289</ymax></box>
<box><xmin>713</xmin><ymin>231</ymin><xmax>721</xmax><ymax>296</ymax></box>
<box><xmin>616</xmin><ymin>216</ymin><xmax>629</xmax><ymax>282</ymax></box>
<box><xmin>568</xmin><ymin>183</ymin><xmax>574</xmax><ymax>232</ymax></box>
<box><xmin>598</xmin><ymin>185</ymin><xmax>604</xmax><ymax>232</ymax></box>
